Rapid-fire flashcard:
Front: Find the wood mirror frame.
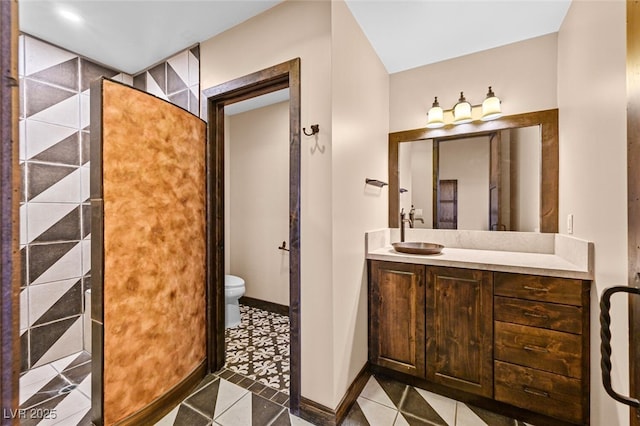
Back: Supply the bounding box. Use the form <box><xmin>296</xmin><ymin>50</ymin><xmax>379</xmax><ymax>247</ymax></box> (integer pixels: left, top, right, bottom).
<box><xmin>388</xmin><ymin>108</ymin><xmax>558</xmax><ymax>232</ymax></box>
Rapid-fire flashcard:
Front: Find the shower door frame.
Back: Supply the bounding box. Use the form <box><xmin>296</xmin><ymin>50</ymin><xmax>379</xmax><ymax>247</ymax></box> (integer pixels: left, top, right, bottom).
<box><xmin>202</xmin><ymin>58</ymin><xmax>302</xmax><ymax>415</ymax></box>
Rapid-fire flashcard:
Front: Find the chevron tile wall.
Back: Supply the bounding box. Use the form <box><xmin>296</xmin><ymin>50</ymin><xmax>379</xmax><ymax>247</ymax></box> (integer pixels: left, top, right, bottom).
<box><xmin>18</xmin><ymin>34</ymin><xmax>201</xmax><ymax>372</ymax></box>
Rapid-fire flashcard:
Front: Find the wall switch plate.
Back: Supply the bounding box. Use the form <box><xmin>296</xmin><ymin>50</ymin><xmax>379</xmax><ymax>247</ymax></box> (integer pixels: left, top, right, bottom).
<box><xmin>567</xmin><ymin>214</ymin><xmax>574</xmax><ymax>234</ymax></box>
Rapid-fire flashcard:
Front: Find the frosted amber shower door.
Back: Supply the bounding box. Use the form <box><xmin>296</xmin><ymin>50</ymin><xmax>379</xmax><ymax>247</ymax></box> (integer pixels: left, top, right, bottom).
<box><xmin>90</xmin><ymin>79</ymin><xmax>207</xmax><ymax>425</ymax></box>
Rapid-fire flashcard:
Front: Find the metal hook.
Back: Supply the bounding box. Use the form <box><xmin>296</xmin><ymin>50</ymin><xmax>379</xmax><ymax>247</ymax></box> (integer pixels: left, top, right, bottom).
<box><xmin>303</xmin><ymin>124</ymin><xmax>319</xmax><ymax>136</ymax></box>
<box><xmin>278</xmin><ymin>241</ymin><xmax>290</xmax><ymax>252</ymax></box>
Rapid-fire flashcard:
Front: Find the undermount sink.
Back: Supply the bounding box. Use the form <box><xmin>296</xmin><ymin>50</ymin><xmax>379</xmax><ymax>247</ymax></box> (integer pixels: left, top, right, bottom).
<box><xmin>392</xmin><ymin>242</ymin><xmax>444</xmax><ymax>255</ymax></box>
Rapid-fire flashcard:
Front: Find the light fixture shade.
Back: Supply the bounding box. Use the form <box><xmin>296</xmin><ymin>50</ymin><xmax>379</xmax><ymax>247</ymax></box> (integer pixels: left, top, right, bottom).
<box><xmin>453</xmin><ymin>92</ymin><xmax>472</xmax><ymax>124</ymax></box>
<box><xmin>426</xmin><ymin>97</ymin><xmax>444</xmax><ymax>128</ymax></box>
<box><xmin>481</xmin><ymin>86</ymin><xmax>502</xmax><ymax>121</ymax></box>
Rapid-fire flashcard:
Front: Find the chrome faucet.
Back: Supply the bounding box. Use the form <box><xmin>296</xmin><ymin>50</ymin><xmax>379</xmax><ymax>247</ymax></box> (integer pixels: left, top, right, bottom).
<box><xmin>400</xmin><ymin>208</ymin><xmax>413</xmax><ymax>242</ymax></box>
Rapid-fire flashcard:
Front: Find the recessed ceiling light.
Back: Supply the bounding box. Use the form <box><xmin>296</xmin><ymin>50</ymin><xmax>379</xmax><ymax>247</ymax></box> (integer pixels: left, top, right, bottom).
<box><xmin>57</xmin><ymin>8</ymin><xmax>84</xmax><ymax>24</ymax></box>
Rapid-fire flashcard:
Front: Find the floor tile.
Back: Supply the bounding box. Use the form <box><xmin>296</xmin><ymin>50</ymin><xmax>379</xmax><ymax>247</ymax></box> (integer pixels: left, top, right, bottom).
<box><xmin>154</xmin><ymin>405</ymin><xmax>180</xmax><ymax>426</ymax></box>
<box><xmin>172</xmin><ymin>403</ymin><xmax>210</xmax><ymax>426</ymax></box>
<box><xmin>373</xmin><ymin>375</ymin><xmax>408</xmax><ymax>409</ymax></box>
<box><xmin>185</xmin><ymin>378</ymin><xmax>222</xmax><ymax>419</ymax></box>
<box><xmin>20</xmin><ymin>374</ymin><xmax>71</xmax><ymax>409</ymax></box>
<box><xmin>214</xmin><ymin>392</ymin><xmax>252</xmax><ymax>426</ymax></box>
<box><xmin>37</xmin><ymin>388</ymin><xmax>90</xmax><ymax>426</ymax></box>
<box><xmin>225</xmin><ymin>305</ymin><xmax>290</xmax><ymax>393</ymax></box>
<box><xmin>399</xmin><ymin>387</ymin><xmax>449</xmax><ymax>425</ymax></box>
<box><xmin>456</xmin><ymin>402</ymin><xmax>516</xmax><ymax>426</ymax></box>
<box><xmin>49</xmin><ymin>353</ymin><xmax>79</xmax><ymax>374</ymax></box>
<box><xmin>215</xmin><ymin>392</ymin><xmax>284</xmax><ymax>426</ymax></box>
<box><xmin>413</xmin><ymin>388</ymin><xmax>456</xmax><ymax>426</ymax></box>
<box><xmin>356</xmin><ymin>397</ymin><xmax>399</xmax><ymax>426</ymax></box>
<box><xmin>360</xmin><ymin>376</ymin><xmax>397</xmax><ymax>410</ymax></box>
<box><xmin>211</xmin><ymin>379</ymin><xmax>249</xmax><ymax>419</ymax></box>
<box><xmin>19</xmin><ymin>364</ymin><xmax>58</xmax><ymax>402</ymax></box>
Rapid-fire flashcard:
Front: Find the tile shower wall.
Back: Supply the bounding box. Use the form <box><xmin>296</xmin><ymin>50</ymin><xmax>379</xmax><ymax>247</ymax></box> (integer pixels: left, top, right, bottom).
<box><xmin>133</xmin><ymin>45</ymin><xmax>200</xmax><ymax>116</ymax></box>
<box><xmin>18</xmin><ymin>34</ymin><xmax>201</xmax><ymax>372</ymax></box>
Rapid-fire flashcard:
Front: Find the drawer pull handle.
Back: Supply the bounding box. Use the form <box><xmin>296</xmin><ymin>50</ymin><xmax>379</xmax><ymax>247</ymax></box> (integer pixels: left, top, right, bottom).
<box><xmin>523</xmin><ymin>311</ymin><xmax>549</xmax><ymax>320</ymax></box>
<box><xmin>523</xmin><ymin>345</ymin><xmax>549</xmax><ymax>353</ymax></box>
<box><xmin>523</xmin><ymin>386</ymin><xmax>550</xmax><ymax>398</ymax></box>
<box><xmin>523</xmin><ymin>285</ymin><xmax>549</xmax><ymax>293</ymax></box>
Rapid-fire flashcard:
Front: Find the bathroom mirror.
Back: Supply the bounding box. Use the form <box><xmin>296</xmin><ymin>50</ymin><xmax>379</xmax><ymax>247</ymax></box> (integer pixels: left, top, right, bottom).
<box><xmin>389</xmin><ymin>109</ymin><xmax>558</xmax><ymax>232</ymax></box>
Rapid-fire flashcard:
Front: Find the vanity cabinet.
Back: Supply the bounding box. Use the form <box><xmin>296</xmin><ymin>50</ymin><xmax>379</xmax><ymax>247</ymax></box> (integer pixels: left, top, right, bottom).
<box><xmin>425</xmin><ymin>267</ymin><xmax>493</xmax><ymax>398</ymax></box>
<box><xmin>368</xmin><ymin>261</ymin><xmax>590</xmax><ymax>425</ymax></box>
<box><xmin>493</xmin><ymin>272</ymin><xmax>589</xmax><ymax>425</ymax></box>
<box><xmin>369</xmin><ymin>261</ymin><xmax>426</xmax><ymax>378</ymax></box>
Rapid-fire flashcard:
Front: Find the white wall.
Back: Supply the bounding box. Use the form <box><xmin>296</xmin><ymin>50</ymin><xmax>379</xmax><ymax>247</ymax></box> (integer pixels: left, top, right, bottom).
<box><xmin>331</xmin><ymin>0</ymin><xmax>389</xmax><ymax>404</ymax></box>
<box><xmin>227</xmin><ymin>101</ymin><xmax>290</xmax><ymax>306</ymax></box>
<box><xmin>202</xmin><ymin>0</ymin><xmax>389</xmax><ymax>408</ymax></box>
<box><xmin>390</xmin><ymin>33</ymin><xmax>558</xmax><ymax>132</ymax></box>
<box><xmin>410</xmin><ymin>141</ymin><xmax>432</xmax><ymax>228</ymax></box>
<box><xmin>439</xmin><ymin>136</ymin><xmax>490</xmax><ymax>230</ymax></box>
<box><xmin>200</xmin><ymin>0</ymin><xmax>336</xmax><ymax>406</ymax></box>
<box><xmin>557</xmin><ymin>1</ymin><xmax>629</xmax><ymax>425</ymax></box>
<box><xmin>398</xmin><ymin>141</ymin><xmax>414</xmax><ymax>214</ymax></box>
<box><xmin>511</xmin><ymin>126</ymin><xmax>540</xmax><ymax>232</ymax></box>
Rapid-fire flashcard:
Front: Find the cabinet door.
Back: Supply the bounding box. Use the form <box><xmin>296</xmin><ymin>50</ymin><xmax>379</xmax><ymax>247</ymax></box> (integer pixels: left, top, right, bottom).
<box><xmin>369</xmin><ymin>261</ymin><xmax>426</xmax><ymax>378</ymax></box>
<box><xmin>426</xmin><ymin>267</ymin><xmax>493</xmax><ymax>397</ymax></box>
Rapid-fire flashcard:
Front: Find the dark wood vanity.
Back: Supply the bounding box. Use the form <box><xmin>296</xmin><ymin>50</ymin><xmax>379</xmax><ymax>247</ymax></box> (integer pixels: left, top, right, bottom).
<box><xmin>368</xmin><ymin>260</ymin><xmax>590</xmax><ymax>425</ymax></box>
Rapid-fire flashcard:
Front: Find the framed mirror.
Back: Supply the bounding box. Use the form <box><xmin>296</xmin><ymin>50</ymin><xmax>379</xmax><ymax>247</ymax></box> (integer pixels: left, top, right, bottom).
<box><xmin>389</xmin><ymin>109</ymin><xmax>558</xmax><ymax>233</ymax></box>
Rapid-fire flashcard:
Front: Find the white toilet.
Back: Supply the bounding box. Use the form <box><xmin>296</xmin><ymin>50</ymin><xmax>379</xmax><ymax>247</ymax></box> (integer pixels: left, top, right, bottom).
<box><xmin>225</xmin><ymin>274</ymin><xmax>245</xmax><ymax>328</ymax></box>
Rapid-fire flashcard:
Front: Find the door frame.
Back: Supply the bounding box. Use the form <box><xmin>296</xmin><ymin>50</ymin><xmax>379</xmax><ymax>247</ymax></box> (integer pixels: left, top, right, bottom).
<box><xmin>202</xmin><ymin>58</ymin><xmax>301</xmax><ymax>414</ymax></box>
<box><xmin>0</xmin><ymin>0</ymin><xmax>20</xmax><ymax>413</ymax></box>
<box><xmin>627</xmin><ymin>1</ymin><xmax>640</xmax><ymax>425</ymax></box>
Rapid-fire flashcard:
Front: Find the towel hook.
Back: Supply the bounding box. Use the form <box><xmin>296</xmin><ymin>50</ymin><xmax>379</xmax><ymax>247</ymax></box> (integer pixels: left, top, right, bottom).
<box><xmin>303</xmin><ymin>124</ymin><xmax>319</xmax><ymax>136</ymax></box>
<box><xmin>278</xmin><ymin>241</ymin><xmax>290</xmax><ymax>252</ymax></box>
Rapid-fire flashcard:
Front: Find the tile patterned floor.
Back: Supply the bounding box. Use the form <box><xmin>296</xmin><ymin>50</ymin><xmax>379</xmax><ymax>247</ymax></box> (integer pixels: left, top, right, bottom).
<box><xmin>18</xmin><ymin>351</ymin><xmax>91</xmax><ymax>425</ymax></box>
<box><xmin>155</xmin><ymin>373</ymin><xmax>312</xmax><ymax>426</ymax></box>
<box><xmin>224</xmin><ymin>304</ymin><xmax>290</xmax><ymax>394</ymax></box>
<box><xmin>344</xmin><ymin>374</ymin><xmax>536</xmax><ymax>426</ymax></box>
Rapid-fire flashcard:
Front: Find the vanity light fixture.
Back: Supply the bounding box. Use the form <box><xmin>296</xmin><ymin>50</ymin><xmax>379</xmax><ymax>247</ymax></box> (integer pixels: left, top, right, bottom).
<box><xmin>453</xmin><ymin>92</ymin><xmax>472</xmax><ymax>124</ymax></box>
<box><xmin>426</xmin><ymin>97</ymin><xmax>444</xmax><ymax>129</ymax></box>
<box><xmin>426</xmin><ymin>86</ymin><xmax>502</xmax><ymax>128</ymax></box>
<box><xmin>481</xmin><ymin>86</ymin><xmax>502</xmax><ymax>121</ymax></box>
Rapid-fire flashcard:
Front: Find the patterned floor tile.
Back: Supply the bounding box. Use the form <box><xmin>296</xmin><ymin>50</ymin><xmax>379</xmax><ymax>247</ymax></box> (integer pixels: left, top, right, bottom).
<box><xmin>225</xmin><ymin>304</ymin><xmax>290</xmax><ymax>394</ymax></box>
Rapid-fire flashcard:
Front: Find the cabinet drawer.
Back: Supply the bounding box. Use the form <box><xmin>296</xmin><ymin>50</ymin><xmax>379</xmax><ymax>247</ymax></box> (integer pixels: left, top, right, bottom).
<box><xmin>494</xmin><ymin>321</ymin><xmax>582</xmax><ymax>378</ymax></box>
<box><xmin>494</xmin><ymin>296</ymin><xmax>583</xmax><ymax>334</ymax></box>
<box><xmin>495</xmin><ymin>361</ymin><xmax>584</xmax><ymax>424</ymax></box>
<box><xmin>494</xmin><ymin>272</ymin><xmax>584</xmax><ymax>306</ymax></box>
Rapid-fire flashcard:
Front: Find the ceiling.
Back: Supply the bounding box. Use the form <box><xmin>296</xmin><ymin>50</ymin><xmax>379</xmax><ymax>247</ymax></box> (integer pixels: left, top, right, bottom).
<box><xmin>18</xmin><ymin>0</ymin><xmax>572</xmax><ymax>76</ymax></box>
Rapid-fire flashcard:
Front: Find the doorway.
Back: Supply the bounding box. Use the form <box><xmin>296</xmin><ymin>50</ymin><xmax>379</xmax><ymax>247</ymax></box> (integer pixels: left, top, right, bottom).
<box><xmin>437</xmin><ymin>180</ymin><xmax>458</xmax><ymax>229</ymax></box>
<box><xmin>202</xmin><ymin>58</ymin><xmax>301</xmax><ymax>414</ymax></box>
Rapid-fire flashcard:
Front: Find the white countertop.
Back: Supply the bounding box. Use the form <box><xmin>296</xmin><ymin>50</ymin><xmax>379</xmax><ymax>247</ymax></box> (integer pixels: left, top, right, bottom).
<box><xmin>366</xmin><ymin>229</ymin><xmax>594</xmax><ymax>280</ymax></box>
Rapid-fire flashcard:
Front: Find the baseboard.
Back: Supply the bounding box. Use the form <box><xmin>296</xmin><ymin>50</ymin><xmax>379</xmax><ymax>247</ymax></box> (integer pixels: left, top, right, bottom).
<box><xmin>239</xmin><ymin>296</ymin><xmax>289</xmax><ymax>316</ymax></box>
<box><xmin>113</xmin><ymin>360</ymin><xmax>206</xmax><ymax>426</ymax></box>
<box><xmin>298</xmin><ymin>363</ymin><xmax>370</xmax><ymax>426</ymax></box>
<box><xmin>335</xmin><ymin>363</ymin><xmax>370</xmax><ymax>424</ymax></box>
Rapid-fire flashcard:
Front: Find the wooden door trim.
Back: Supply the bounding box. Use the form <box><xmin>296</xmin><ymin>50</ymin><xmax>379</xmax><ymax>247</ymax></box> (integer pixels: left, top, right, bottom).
<box><xmin>202</xmin><ymin>58</ymin><xmax>302</xmax><ymax>414</ymax></box>
<box><xmin>0</xmin><ymin>0</ymin><xmax>20</xmax><ymax>414</ymax></box>
<box><xmin>628</xmin><ymin>1</ymin><xmax>640</xmax><ymax>424</ymax></box>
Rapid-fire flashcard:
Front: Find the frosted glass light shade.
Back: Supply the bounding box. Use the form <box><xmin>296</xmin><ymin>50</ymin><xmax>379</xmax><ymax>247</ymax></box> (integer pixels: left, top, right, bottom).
<box><xmin>427</xmin><ymin>105</ymin><xmax>444</xmax><ymax>128</ymax></box>
<box><xmin>453</xmin><ymin>92</ymin><xmax>472</xmax><ymax>124</ymax></box>
<box><xmin>481</xmin><ymin>87</ymin><xmax>502</xmax><ymax>121</ymax></box>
